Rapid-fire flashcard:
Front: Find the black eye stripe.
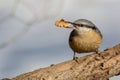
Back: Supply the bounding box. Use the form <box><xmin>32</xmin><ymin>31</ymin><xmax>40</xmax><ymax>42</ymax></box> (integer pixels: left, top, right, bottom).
<box><xmin>70</xmin><ymin>22</ymin><xmax>102</xmax><ymax>38</ymax></box>
<box><xmin>72</xmin><ymin>23</ymin><xmax>96</xmax><ymax>29</ymax></box>
<box><xmin>80</xmin><ymin>24</ymin><xmax>84</xmax><ymax>27</ymax></box>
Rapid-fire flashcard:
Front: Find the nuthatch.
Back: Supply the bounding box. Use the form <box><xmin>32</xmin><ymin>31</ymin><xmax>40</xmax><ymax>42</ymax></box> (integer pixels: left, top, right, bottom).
<box><xmin>55</xmin><ymin>19</ymin><xmax>102</xmax><ymax>60</ymax></box>
<box><xmin>69</xmin><ymin>19</ymin><xmax>102</xmax><ymax>60</ymax></box>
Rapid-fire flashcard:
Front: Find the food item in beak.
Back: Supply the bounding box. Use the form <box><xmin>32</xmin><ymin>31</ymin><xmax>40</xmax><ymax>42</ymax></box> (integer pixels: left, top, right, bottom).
<box><xmin>55</xmin><ymin>19</ymin><xmax>71</xmax><ymax>28</ymax></box>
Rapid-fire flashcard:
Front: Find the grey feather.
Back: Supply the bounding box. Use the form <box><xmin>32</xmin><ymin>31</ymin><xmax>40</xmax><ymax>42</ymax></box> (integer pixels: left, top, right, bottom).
<box><xmin>73</xmin><ymin>19</ymin><xmax>102</xmax><ymax>38</ymax></box>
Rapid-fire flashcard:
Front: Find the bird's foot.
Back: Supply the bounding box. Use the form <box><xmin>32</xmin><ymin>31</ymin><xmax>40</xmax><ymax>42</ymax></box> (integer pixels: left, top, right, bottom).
<box><xmin>73</xmin><ymin>57</ymin><xmax>80</xmax><ymax>63</ymax></box>
<box><xmin>73</xmin><ymin>57</ymin><xmax>78</xmax><ymax>60</ymax></box>
<box><xmin>94</xmin><ymin>50</ymin><xmax>101</xmax><ymax>56</ymax></box>
<box><xmin>104</xmin><ymin>48</ymin><xmax>110</xmax><ymax>51</ymax></box>
<box><xmin>95</xmin><ymin>49</ymin><xmax>100</xmax><ymax>54</ymax></box>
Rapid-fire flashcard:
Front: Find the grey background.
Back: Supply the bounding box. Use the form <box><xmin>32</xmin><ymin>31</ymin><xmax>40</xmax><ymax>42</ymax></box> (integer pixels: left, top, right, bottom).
<box><xmin>0</xmin><ymin>0</ymin><xmax>120</xmax><ymax>80</ymax></box>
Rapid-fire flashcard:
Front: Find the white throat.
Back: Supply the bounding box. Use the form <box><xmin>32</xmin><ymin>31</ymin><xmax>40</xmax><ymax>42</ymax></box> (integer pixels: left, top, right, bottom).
<box><xmin>77</xmin><ymin>27</ymin><xmax>91</xmax><ymax>32</ymax></box>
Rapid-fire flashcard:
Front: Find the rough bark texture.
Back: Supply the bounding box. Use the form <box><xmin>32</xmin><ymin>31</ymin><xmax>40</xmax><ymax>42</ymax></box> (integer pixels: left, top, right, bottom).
<box><xmin>3</xmin><ymin>44</ymin><xmax>120</xmax><ymax>80</ymax></box>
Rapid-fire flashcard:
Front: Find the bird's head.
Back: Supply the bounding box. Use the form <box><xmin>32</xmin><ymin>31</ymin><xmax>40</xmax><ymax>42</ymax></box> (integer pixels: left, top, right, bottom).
<box><xmin>71</xmin><ymin>19</ymin><xmax>102</xmax><ymax>37</ymax></box>
<box><xmin>72</xmin><ymin>19</ymin><xmax>96</xmax><ymax>31</ymax></box>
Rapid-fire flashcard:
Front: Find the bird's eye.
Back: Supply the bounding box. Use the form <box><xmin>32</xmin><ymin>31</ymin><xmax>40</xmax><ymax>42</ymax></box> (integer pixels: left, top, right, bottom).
<box><xmin>80</xmin><ymin>24</ymin><xmax>84</xmax><ymax>27</ymax></box>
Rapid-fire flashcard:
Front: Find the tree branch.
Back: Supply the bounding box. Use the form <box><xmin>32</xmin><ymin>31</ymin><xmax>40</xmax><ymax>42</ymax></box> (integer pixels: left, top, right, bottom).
<box><xmin>4</xmin><ymin>44</ymin><xmax>120</xmax><ymax>80</ymax></box>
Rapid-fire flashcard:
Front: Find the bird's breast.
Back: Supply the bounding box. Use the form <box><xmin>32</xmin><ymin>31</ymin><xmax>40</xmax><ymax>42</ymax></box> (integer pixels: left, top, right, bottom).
<box><xmin>69</xmin><ymin>29</ymin><xmax>102</xmax><ymax>53</ymax></box>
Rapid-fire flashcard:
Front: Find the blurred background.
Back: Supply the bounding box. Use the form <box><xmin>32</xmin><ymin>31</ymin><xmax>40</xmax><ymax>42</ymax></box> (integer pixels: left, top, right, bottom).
<box><xmin>0</xmin><ymin>0</ymin><xmax>120</xmax><ymax>79</ymax></box>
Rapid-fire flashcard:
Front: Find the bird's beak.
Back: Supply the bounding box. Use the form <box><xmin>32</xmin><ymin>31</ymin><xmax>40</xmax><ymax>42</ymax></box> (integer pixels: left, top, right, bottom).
<box><xmin>66</xmin><ymin>24</ymin><xmax>73</xmax><ymax>29</ymax></box>
<box><xmin>69</xmin><ymin>22</ymin><xmax>79</xmax><ymax>29</ymax></box>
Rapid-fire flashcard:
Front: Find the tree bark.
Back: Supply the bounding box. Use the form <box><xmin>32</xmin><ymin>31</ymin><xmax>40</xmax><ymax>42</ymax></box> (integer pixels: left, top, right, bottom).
<box><xmin>5</xmin><ymin>44</ymin><xmax>120</xmax><ymax>80</ymax></box>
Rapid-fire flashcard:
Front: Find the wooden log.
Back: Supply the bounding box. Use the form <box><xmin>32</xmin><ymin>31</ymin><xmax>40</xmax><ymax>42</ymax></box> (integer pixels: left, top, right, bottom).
<box><xmin>4</xmin><ymin>44</ymin><xmax>120</xmax><ymax>80</ymax></box>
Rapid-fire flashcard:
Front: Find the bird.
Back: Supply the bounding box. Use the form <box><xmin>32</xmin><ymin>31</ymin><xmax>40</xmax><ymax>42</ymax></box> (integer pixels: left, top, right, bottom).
<box><xmin>68</xmin><ymin>19</ymin><xmax>103</xmax><ymax>60</ymax></box>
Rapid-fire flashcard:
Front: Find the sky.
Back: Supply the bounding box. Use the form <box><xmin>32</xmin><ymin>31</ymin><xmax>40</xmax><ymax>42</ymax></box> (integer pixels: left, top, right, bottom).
<box><xmin>0</xmin><ymin>0</ymin><xmax>120</xmax><ymax>80</ymax></box>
